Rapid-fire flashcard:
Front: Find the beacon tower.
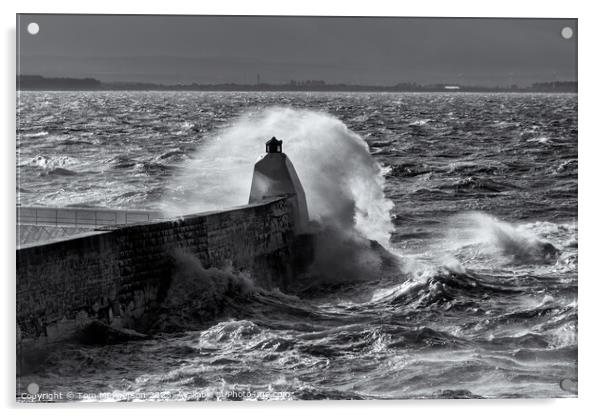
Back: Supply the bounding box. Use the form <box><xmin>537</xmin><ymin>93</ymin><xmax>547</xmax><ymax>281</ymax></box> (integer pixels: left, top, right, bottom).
<box><xmin>249</xmin><ymin>137</ymin><xmax>309</xmax><ymax>233</ymax></box>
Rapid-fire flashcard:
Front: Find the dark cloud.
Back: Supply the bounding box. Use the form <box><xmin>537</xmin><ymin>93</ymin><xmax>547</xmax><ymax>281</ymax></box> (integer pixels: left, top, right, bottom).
<box><xmin>17</xmin><ymin>15</ymin><xmax>577</xmax><ymax>86</ymax></box>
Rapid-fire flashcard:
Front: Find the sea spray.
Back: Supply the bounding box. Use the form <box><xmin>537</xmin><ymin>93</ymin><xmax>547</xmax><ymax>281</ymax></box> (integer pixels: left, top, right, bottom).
<box><xmin>155</xmin><ymin>250</ymin><xmax>256</xmax><ymax>331</ymax></box>
<box><xmin>445</xmin><ymin>212</ymin><xmax>560</xmax><ymax>265</ymax></box>
<box><xmin>162</xmin><ymin>107</ymin><xmax>394</xmax><ymax>245</ymax></box>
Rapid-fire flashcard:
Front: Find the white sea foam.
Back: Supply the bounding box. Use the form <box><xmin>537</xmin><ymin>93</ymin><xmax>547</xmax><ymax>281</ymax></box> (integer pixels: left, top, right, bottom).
<box><xmin>445</xmin><ymin>212</ymin><xmax>561</xmax><ymax>265</ymax></box>
<box><xmin>163</xmin><ymin>107</ymin><xmax>394</xmax><ymax>244</ymax></box>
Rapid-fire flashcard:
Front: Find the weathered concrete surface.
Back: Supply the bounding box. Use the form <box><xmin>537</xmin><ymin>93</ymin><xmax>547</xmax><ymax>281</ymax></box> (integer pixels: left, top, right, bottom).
<box><xmin>17</xmin><ymin>206</ymin><xmax>165</xmax><ymax>247</ymax></box>
<box><xmin>17</xmin><ymin>224</ymin><xmax>105</xmax><ymax>247</ymax></box>
<box><xmin>17</xmin><ymin>206</ymin><xmax>163</xmax><ymax>227</ymax></box>
<box><xmin>16</xmin><ymin>197</ymin><xmax>295</xmax><ymax>359</ymax></box>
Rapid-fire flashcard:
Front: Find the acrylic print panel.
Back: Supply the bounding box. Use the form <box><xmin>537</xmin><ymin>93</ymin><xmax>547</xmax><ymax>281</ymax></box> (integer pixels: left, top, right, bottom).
<box><xmin>16</xmin><ymin>14</ymin><xmax>577</xmax><ymax>402</ymax></box>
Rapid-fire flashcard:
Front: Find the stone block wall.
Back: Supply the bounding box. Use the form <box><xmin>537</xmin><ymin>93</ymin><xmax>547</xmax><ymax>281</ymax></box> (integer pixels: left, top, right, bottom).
<box><xmin>16</xmin><ymin>197</ymin><xmax>295</xmax><ymax>347</ymax></box>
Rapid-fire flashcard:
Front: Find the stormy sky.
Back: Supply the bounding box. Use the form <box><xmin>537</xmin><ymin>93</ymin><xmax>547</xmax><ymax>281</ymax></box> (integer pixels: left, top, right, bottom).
<box><xmin>17</xmin><ymin>14</ymin><xmax>577</xmax><ymax>86</ymax></box>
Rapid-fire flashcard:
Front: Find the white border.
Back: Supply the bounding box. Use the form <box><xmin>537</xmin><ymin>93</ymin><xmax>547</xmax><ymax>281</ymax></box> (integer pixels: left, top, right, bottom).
<box><xmin>2</xmin><ymin>1</ymin><xmax>598</xmax><ymax>416</ymax></box>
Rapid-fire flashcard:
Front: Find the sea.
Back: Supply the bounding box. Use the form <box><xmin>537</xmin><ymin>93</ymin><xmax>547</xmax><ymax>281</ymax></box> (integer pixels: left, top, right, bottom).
<box><xmin>16</xmin><ymin>91</ymin><xmax>577</xmax><ymax>400</ymax></box>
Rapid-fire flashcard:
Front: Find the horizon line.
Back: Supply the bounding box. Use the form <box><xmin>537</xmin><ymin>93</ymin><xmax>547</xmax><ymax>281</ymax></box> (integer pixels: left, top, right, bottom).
<box><xmin>17</xmin><ymin>74</ymin><xmax>578</xmax><ymax>91</ymax></box>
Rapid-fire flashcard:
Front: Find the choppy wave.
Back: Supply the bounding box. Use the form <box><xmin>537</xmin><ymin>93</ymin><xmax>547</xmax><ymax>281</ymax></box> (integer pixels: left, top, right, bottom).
<box><xmin>21</xmin><ymin>130</ymin><xmax>49</xmax><ymax>138</ymax></box>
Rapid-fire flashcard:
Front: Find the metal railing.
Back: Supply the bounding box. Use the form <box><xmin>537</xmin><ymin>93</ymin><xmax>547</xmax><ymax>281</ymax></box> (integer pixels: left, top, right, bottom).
<box><xmin>16</xmin><ymin>206</ymin><xmax>164</xmax><ymax>227</ymax></box>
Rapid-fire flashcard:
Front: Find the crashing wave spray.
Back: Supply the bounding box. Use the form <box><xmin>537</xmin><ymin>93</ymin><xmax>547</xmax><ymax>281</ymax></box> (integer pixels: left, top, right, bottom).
<box><xmin>163</xmin><ymin>107</ymin><xmax>394</xmax><ymax>244</ymax></box>
<box><xmin>446</xmin><ymin>212</ymin><xmax>560</xmax><ymax>264</ymax></box>
<box><xmin>155</xmin><ymin>250</ymin><xmax>256</xmax><ymax>331</ymax></box>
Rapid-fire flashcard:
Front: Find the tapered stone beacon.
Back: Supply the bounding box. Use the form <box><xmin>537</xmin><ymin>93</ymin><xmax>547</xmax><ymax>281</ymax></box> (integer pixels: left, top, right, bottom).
<box><xmin>249</xmin><ymin>137</ymin><xmax>310</xmax><ymax>233</ymax></box>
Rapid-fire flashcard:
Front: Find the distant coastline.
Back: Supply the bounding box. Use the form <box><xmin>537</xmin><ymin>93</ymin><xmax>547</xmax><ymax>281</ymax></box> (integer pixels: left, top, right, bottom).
<box><xmin>17</xmin><ymin>75</ymin><xmax>577</xmax><ymax>93</ymax></box>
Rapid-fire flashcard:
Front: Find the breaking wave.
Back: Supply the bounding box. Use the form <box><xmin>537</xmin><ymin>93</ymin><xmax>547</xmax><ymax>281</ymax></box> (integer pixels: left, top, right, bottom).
<box><xmin>163</xmin><ymin>107</ymin><xmax>394</xmax><ymax>244</ymax></box>
<box><xmin>154</xmin><ymin>250</ymin><xmax>256</xmax><ymax>332</ymax></box>
<box><xmin>445</xmin><ymin>212</ymin><xmax>561</xmax><ymax>264</ymax></box>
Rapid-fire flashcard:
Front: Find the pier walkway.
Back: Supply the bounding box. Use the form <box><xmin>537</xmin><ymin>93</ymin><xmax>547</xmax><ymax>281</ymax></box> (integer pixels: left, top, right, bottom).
<box><xmin>17</xmin><ymin>206</ymin><xmax>164</xmax><ymax>247</ymax></box>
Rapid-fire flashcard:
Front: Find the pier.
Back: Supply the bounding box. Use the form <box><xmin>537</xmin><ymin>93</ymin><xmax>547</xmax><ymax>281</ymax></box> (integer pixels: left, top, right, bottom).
<box><xmin>16</xmin><ymin>138</ymin><xmax>307</xmax><ymax>368</ymax></box>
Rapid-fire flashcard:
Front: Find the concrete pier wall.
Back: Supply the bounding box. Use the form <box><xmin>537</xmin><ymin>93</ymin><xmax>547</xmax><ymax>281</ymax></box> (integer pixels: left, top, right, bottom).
<box><xmin>16</xmin><ymin>197</ymin><xmax>295</xmax><ymax>348</ymax></box>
